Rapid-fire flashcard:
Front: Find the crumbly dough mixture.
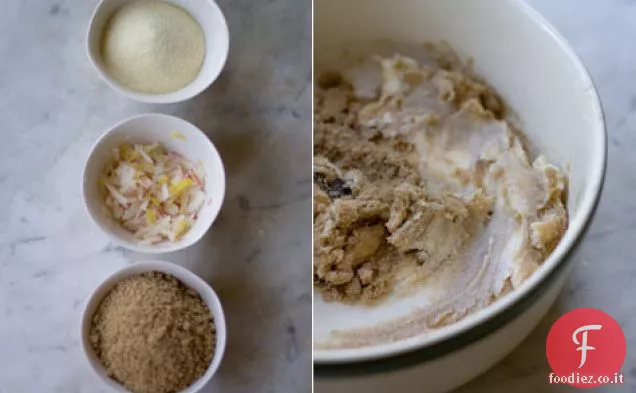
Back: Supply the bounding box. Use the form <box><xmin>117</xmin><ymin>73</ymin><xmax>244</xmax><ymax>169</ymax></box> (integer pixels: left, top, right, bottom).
<box><xmin>314</xmin><ymin>53</ymin><xmax>567</xmax><ymax>313</ymax></box>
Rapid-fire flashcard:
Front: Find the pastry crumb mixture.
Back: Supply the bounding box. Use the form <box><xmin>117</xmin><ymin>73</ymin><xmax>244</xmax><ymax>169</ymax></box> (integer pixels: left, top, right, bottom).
<box><xmin>90</xmin><ymin>272</ymin><xmax>215</xmax><ymax>393</ymax></box>
<box><xmin>314</xmin><ymin>49</ymin><xmax>567</xmax><ymax>321</ymax></box>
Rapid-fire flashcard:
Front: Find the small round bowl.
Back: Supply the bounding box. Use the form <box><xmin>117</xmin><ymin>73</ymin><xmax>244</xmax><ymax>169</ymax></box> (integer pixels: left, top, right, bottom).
<box><xmin>83</xmin><ymin>113</ymin><xmax>225</xmax><ymax>253</ymax></box>
<box><xmin>81</xmin><ymin>261</ymin><xmax>227</xmax><ymax>393</ymax></box>
<box><xmin>86</xmin><ymin>0</ymin><xmax>230</xmax><ymax>104</ymax></box>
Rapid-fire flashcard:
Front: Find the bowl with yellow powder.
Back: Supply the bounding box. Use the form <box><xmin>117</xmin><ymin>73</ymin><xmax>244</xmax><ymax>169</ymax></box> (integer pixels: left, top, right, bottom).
<box><xmin>87</xmin><ymin>0</ymin><xmax>229</xmax><ymax>103</ymax></box>
<box><xmin>83</xmin><ymin>113</ymin><xmax>226</xmax><ymax>253</ymax></box>
<box><xmin>80</xmin><ymin>260</ymin><xmax>227</xmax><ymax>393</ymax></box>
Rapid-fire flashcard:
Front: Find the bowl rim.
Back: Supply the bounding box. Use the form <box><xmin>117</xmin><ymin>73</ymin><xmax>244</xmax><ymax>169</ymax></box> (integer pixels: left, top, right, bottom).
<box><xmin>81</xmin><ymin>112</ymin><xmax>226</xmax><ymax>254</ymax></box>
<box><xmin>80</xmin><ymin>260</ymin><xmax>227</xmax><ymax>392</ymax></box>
<box><xmin>313</xmin><ymin>0</ymin><xmax>608</xmax><ymax>368</ymax></box>
<box><xmin>85</xmin><ymin>0</ymin><xmax>230</xmax><ymax>104</ymax></box>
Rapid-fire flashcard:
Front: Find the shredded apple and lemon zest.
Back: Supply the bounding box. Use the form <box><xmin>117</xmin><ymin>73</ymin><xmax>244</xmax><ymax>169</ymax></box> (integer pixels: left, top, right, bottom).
<box><xmin>100</xmin><ymin>142</ymin><xmax>206</xmax><ymax>244</ymax></box>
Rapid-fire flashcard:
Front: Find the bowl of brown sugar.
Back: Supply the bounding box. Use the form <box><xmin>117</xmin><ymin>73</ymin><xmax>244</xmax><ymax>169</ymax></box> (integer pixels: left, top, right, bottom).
<box><xmin>80</xmin><ymin>261</ymin><xmax>226</xmax><ymax>393</ymax></box>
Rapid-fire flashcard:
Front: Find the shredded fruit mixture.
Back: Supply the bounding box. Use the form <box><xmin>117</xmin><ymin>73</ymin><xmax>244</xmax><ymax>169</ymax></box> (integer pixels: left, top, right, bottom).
<box><xmin>100</xmin><ymin>142</ymin><xmax>206</xmax><ymax>244</ymax></box>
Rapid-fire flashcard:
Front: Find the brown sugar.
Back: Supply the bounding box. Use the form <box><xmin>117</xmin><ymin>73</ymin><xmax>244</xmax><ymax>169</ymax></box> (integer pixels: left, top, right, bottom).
<box><xmin>90</xmin><ymin>271</ymin><xmax>215</xmax><ymax>393</ymax></box>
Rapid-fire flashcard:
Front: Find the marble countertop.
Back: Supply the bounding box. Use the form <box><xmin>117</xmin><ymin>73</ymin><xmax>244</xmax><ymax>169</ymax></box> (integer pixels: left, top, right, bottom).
<box><xmin>457</xmin><ymin>1</ymin><xmax>636</xmax><ymax>392</ymax></box>
<box><xmin>0</xmin><ymin>0</ymin><xmax>311</xmax><ymax>392</ymax></box>
<box><xmin>3</xmin><ymin>0</ymin><xmax>636</xmax><ymax>391</ymax></box>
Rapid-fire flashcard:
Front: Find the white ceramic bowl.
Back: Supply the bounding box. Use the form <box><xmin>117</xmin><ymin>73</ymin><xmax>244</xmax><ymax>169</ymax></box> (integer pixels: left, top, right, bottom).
<box><xmin>86</xmin><ymin>0</ymin><xmax>229</xmax><ymax>104</ymax></box>
<box><xmin>314</xmin><ymin>0</ymin><xmax>606</xmax><ymax>392</ymax></box>
<box><xmin>83</xmin><ymin>113</ymin><xmax>225</xmax><ymax>253</ymax></box>
<box><xmin>81</xmin><ymin>261</ymin><xmax>227</xmax><ymax>393</ymax></box>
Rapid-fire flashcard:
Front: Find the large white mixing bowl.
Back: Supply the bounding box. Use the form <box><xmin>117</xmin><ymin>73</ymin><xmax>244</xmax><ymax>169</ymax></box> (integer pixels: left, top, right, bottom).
<box><xmin>314</xmin><ymin>1</ymin><xmax>606</xmax><ymax>392</ymax></box>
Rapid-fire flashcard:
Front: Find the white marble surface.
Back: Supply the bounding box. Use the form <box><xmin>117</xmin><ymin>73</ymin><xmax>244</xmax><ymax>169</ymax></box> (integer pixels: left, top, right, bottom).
<box><xmin>457</xmin><ymin>1</ymin><xmax>636</xmax><ymax>392</ymax></box>
<box><xmin>0</xmin><ymin>0</ymin><xmax>311</xmax><ymax>392</ymax></box>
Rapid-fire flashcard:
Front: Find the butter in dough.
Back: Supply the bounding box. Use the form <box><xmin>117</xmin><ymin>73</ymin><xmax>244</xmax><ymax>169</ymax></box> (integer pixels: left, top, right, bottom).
<box><xmin>313</xmin><ymin>53</ymin><xmax>567</xmax><ymax>310</ymax></box>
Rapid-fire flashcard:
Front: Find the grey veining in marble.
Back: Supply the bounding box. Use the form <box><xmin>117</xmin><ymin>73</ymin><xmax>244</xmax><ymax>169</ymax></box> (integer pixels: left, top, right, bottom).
<box><xmin>456</xmin><ymin>1</ymin><xmax>636</xmax><ymax>392</ymax></box>
<box><xmin>0</xmin><ymin>0</ymin><xmax>311</xmax><ymax>392</ymax></box>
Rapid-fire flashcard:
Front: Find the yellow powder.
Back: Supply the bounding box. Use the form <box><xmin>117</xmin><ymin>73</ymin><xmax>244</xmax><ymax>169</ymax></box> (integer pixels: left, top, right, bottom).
<box><xmin>101</xmin><ymin>0</ymin><xmax>206</xmax><ymax>94</ymax></box>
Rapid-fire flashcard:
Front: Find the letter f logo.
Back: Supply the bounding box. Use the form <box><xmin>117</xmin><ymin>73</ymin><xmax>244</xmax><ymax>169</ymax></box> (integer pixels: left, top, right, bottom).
<box><xmin>572</xmin><ymin>324</ymin><xmax>602</xmax><ymax>368</ymax></box>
